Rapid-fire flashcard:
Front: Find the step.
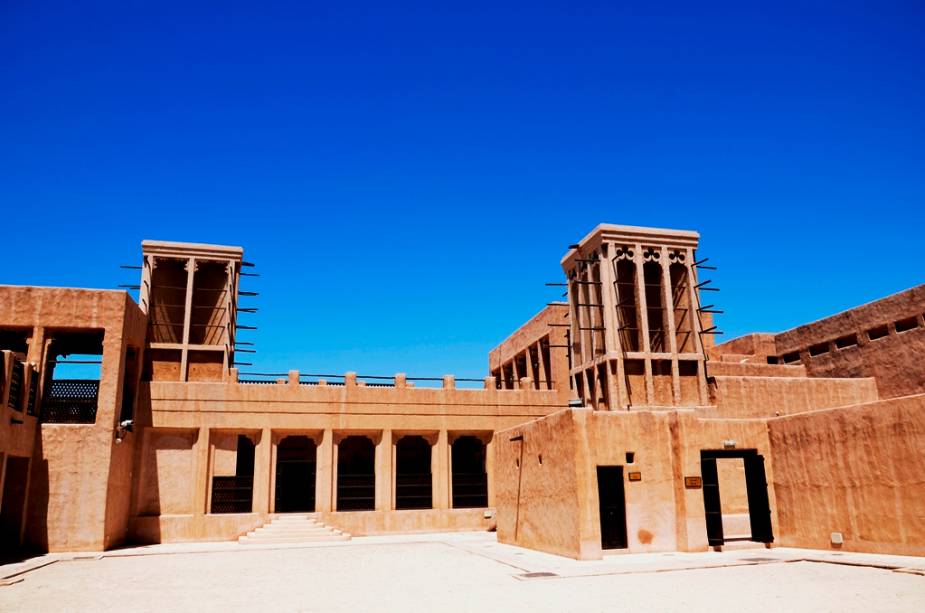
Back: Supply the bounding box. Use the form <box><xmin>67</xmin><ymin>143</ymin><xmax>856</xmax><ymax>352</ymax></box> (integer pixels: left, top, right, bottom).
<box><xmin>239</xmin><ymin>516</ymin><xmax>352</xmax><ymax>545</ymax></box>
<box><xmin>249</xmin><ymin>529</ymin><xmax>343</xmax><ymax>537</ymax></box>
<box><xmin>239</xmin><ymin>534</ymin><xmax>351</xmax><ymax>544</ymax></box>
<box><xmin>714</xmin><ymin>539</ymin><xmax>769</xmax><ymax>552</ymax></box>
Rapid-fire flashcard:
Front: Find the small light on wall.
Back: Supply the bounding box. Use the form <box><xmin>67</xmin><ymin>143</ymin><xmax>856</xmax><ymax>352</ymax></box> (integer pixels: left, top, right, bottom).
<box><xmin>723</xmin><ymin>439</ymin><xmax>736</xmax><ymax>449</ymax></box>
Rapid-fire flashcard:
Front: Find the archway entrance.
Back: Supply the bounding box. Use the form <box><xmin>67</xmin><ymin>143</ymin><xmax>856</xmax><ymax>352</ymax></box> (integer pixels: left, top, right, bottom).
<box><xmin>451</xmin><ymin>436</ymin><xmax>488</xmax><ymax>508</ymax></box>
<box><xmin>275</xmin><ymin>436</ymin><xmax>316</xmax><ymax>513</ymax></box>
<box><xmin>395</xmin><ymin>436</ymin><xmax>432</xmax><ymax>510</ymax></box>
<box><xmin>337</xmin><ymin>436</ymin><xmax>375</xmax><ymax>511</ymax></box>
<box><xmin>700</xmin><ymin>449</ymin><xmax>773</xmax><ymax>546</ymax></box>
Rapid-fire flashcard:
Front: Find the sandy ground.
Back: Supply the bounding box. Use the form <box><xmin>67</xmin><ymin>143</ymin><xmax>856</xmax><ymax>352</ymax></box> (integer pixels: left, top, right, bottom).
<box><xmin>2</xmin><ymin>533</ymin><xmax>924</xmax><ymax>612</ymax></box>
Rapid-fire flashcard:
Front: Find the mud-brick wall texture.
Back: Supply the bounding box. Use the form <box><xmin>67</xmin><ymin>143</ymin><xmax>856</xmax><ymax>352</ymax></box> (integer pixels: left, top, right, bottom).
<box><xmin>769</xmin><ymin>394</ymin><xmax>925</xmax><ymax>556</ymax></box>
<box><xmin>773</xmin><ymin>284</ymin><xmax>925</xmax><ymax>399</ymax></box>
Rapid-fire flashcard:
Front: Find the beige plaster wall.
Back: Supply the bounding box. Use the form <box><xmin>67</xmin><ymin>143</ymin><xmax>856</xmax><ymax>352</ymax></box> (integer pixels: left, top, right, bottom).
<box><xmin>0</xmin><ymin>286</ymin><xmax>147</xmax><ymax>552</ymax></box>
<box><xmin>709</xmin><ymin>376</ymin><xmax>879</xmax><ymax>418</ymax></box>
<box><xmin>769</xmin><ymin>394</ymin><xmax>925</xmax><ymax>556</ymax></box>
<box><xmin>495</xmin><ymin>409</ymin><xmax>774</xmax><ymax>560</ymax></box>
<box><xmin>124</xmin><ymin>378</ymin><xmax>567</xmax><ymax>545</ymax></box>
<box><xmin>136</xmin><ymin>429</ymin><xmax>198</xmax><ymax>516</ymax></box>
<box><xmin>494</xmin><ymin>409</ymin><xmax>585</xmax><ymax>559</ymax></box>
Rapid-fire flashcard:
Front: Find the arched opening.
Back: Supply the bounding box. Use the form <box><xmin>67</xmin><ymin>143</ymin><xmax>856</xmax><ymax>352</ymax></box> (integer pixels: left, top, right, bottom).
<box><xmin>395</xmin><ymin>435</ymin><xmax>432</xmax><ymax>510</ymax></box>
<box><xmin>644</xmin><ymin>261</ymin><xmax>667</xmax><ymax>351</ymax></box>
<box><xmin>451</xmin><ymin>436</ymin><xmax>488</xmax><ymax>508</ymax></box>
<box><xmin>336</xmin><ymin>436</ymin><xmax>375</xmax><ymax>511</ymax></box>
<box><xmin>275</xmin><ymin>436</ymin><xmax>317</xmax><ymax>513</ymax></box>
<box><xmin>614</xmin><ymin>259</ymin><xmax>640</xmax><ymax>351</ymax></box>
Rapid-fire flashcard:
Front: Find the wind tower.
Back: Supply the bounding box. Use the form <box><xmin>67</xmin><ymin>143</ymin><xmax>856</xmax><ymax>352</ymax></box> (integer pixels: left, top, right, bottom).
<box><xmin>561</xmin><ymin>224</ymin><xmax>714</xmax><ymax>409</ymax></box>
<box><xmin>138</xmin><ymin>241</ymin><xmax>247</xmax><ymax>381</ymax></box>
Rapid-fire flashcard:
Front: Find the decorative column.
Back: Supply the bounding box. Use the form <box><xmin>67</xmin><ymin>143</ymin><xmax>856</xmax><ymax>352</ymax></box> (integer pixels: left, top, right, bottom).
<box><xmin>331</xmin><ymin>435</ymin><xmax>341</xmax><ymax>511</ymax></box>
<box><xmin>432</xmin><ymin>430</ymin><xmax>450</xmax><ymax>509</ymax></box>
<box><xmin>194</xmin><ymin>428</ymin><xmax>211</xmax><ymax>514</ymax></box>
<box><xmin>252</xmin><ymin>429</ymin><xmax>272</xmax><ymax>514</ymax></box>
<box><xmin>634</xmin><ymin>245</ymin><xmax>654</xmax><ymax>404</ymax></box>
<box><xmin>315</xmin><ymin>429</ymin><xmax>334</xmax><ymax>512</ymax></box>
<box><xmin>268</xmin><ymin>434</ymin><xmax>279</xmax><ymax>513</ymax></box>
<box><xmin>375</xmin><ymin>430</ymin><xmax>392</xmax><ymax>511</ymax></box>
<box><xmin>660</xmin><ymin>247</ymin><xmax>681</xmax><ymax>405</ymax></box>
<box><xmin>179</xmin><ymin>257</ymin><xmax>197</xmax><ymax>382</ymax></box>
<box><xmin>685</xmin><ymin>248</ymin><xmax>710</xmax><ymax>405</ymax></box>
<box><xmin>485</xmin><ymin>434</ymin><xmax>496</xmax><ymax>507</ymax></box>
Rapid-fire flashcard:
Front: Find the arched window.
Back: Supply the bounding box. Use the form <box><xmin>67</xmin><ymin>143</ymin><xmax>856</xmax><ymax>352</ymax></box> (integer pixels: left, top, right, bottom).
<box><xmin>275</xmin><ymin>436</ymin><xmax>317</xmax><ymax>513</ymax></box>
<box><xmin>337</xmin><ymin>436</ymin><xmax>375</xmax><ymax>511</ymax></box>
<box><xmin>451</xmin><ymin>436</ymin><xmax>488</xmax><ymax>508</ymax></box>
<box><xmin>395</xmin><ymin>436</ymin><xmax>432</xmax><ymax>510</ymax></box>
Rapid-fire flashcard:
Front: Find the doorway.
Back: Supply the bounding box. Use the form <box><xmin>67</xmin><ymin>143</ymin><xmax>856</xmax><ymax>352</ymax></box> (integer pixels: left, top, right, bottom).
<box><xmin>0</xmin><ymin>456</ymin><xmax>30</xmax><ymax>554</ymax></box>
<box><xmin>451</xmin><ymin>436</ymin><xmax>488</xmax><ymax>508</ymax></box>
<box><xmin>395</xmin><ymin>436</ymin><xmax>432</xmax><ymax>510</ymax></box>
<box><xmin>337</xmin><ymin>436</ymin><xmax>375</xmax><ymax>511</ymax></box>
<box><xmin>597</xmin><ymin>466</ymin><xmax>628</xmax><ymax>550</ymax></box>
<box><xmin>275</xmin><ymin>436</ymin><xmax>317</xmax><ymax>513</ymax></box>
<box><xmin>700</xmin><ymin>449</ymin><xmax>773</xmax><ymax>546</ymax></box>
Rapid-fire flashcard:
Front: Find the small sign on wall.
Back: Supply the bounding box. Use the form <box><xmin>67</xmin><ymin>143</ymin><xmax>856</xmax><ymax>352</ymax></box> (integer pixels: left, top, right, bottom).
<box><xmin>627</xmin><ymin>471</ymin><xmax>642</xmax><ymax>482</ymax></box>
<box><xmin>684</xmin><ymin>476</ymin><xmax>702</xmax><ymax>489</ymax></box>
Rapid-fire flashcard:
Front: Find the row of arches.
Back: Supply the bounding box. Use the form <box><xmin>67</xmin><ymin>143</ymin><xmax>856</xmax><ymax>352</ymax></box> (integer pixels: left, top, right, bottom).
<box><xmin>271</xmin><ymin>434</ymin><xmax>488</xmax><ymax>513</ymax></box>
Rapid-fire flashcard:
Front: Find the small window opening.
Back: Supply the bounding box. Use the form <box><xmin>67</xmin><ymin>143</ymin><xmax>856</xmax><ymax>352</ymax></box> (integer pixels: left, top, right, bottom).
<box><xmin>895</xmin><ymin>317</ymin><xmax>919</xmax><ymax>333</ymax></box>
<box><xmin>766</xmin><ymin>356</ymin><xmax>779</xmax><ymax>365</ymax></box>
<box><xmin>835</xmin><ymin>334</ymin><xmax>858</xmax><ymax>349</ymax></box>
<box><xmin>809</xmin><ymin>343</ymin><xmax>830</xmax><ymax>357</ymax></box>
<box><xmin>625</xmin><ymin>452</ymin><xmax>635</xmax><ymax>464</ymax></box>
<box><xmin>867</xmin><ymin>325</ymin><xmax>889</xmax><ymax>341</ymax></box>
<box><xmin>782</xmin><ymin>351</ymin><xmax>801</xmax><ymax>364</ymax></box>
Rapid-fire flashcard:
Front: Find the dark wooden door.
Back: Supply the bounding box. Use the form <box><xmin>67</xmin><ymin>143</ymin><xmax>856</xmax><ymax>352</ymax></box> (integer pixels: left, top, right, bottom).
<box><xmin>597</xmin><ymin>466</ymin><xmax>628</xmax><ymax>549</ymax></box>
<box><xmin>744</xmin><ymin>454</ymin><xmax>774</xmax><ymax>543</ymax></box>
<box><xmin>701</xmin><ymin>456</ymin><xmax>724</xmax><ymax>546</ymax></box>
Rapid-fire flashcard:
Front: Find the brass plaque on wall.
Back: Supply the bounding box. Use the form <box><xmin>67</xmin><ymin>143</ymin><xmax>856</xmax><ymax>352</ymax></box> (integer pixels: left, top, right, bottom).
<box><xmin>627</xmin><ymin>471</ymin><xmax>642</xmax><ymax>482</ymax></box>
<box><xmin>684</xmin><ymin>476</ymin><xmax>702</xmax><ymax>489</ymax></box>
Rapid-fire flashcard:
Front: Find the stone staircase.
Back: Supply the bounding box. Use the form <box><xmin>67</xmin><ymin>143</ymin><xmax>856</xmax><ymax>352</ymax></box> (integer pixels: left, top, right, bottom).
<box><xmin>239</xmin><ymin>515</ymin><xmax>351</xmax><ymax>545</ymax></box>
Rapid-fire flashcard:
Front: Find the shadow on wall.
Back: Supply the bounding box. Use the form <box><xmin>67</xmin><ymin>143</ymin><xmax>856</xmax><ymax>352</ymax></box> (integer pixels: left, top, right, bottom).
<box><xmin>126</xmin><ymin>388</ymin><xmax>161</xmax><ymax>546</ymax></box>
<box><xmin>18</xmin><ymin>435</ymin><xmax>48</xmax><ymax>561</ymax></box>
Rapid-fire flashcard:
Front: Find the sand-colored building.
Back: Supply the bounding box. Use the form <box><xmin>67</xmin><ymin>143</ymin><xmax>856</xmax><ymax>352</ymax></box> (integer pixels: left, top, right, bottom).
<box><xmin>1</xmin><ymin>224</ymin><xmax>923</xmax><ymax>560</ymax></box>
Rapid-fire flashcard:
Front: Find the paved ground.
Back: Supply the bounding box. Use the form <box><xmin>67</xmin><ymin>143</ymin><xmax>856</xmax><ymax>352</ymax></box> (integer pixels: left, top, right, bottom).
<box><xmin>2</xmin><ymin>533</ymin><xmax>924</xmax><ymax>612</ymax></box>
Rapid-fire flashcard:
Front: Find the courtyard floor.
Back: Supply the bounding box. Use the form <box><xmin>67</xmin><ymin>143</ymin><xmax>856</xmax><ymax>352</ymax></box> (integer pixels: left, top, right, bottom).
<box><xmin>2</xmin><ymin>532</ymin><xmax>924</xmax><ymax>612</ymax></box>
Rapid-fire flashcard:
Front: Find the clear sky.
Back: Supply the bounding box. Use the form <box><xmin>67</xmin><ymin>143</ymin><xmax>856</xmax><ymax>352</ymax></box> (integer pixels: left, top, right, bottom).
<box><xmin>2</xmin><ymin>1</ymin><xmax>923</xmax><ymax>381</ymax></box>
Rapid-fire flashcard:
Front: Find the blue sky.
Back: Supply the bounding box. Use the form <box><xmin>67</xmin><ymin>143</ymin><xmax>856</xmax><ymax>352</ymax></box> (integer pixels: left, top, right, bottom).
<box><xmin>2</xmin><ymin>1</ymin><xmax>923</xmax><ymax>381</ymax></box>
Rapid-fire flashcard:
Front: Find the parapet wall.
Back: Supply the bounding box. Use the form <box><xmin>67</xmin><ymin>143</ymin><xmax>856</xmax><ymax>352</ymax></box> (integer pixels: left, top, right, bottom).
<box><xmin>773</xmin><ymin>284</ymin><xmax>925</xmax><ymax>398</ymax></box>
<box><xmin>708</xmin><ymin>375</ymin><xmax>879</xmax><ymax>418</ymax></box>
